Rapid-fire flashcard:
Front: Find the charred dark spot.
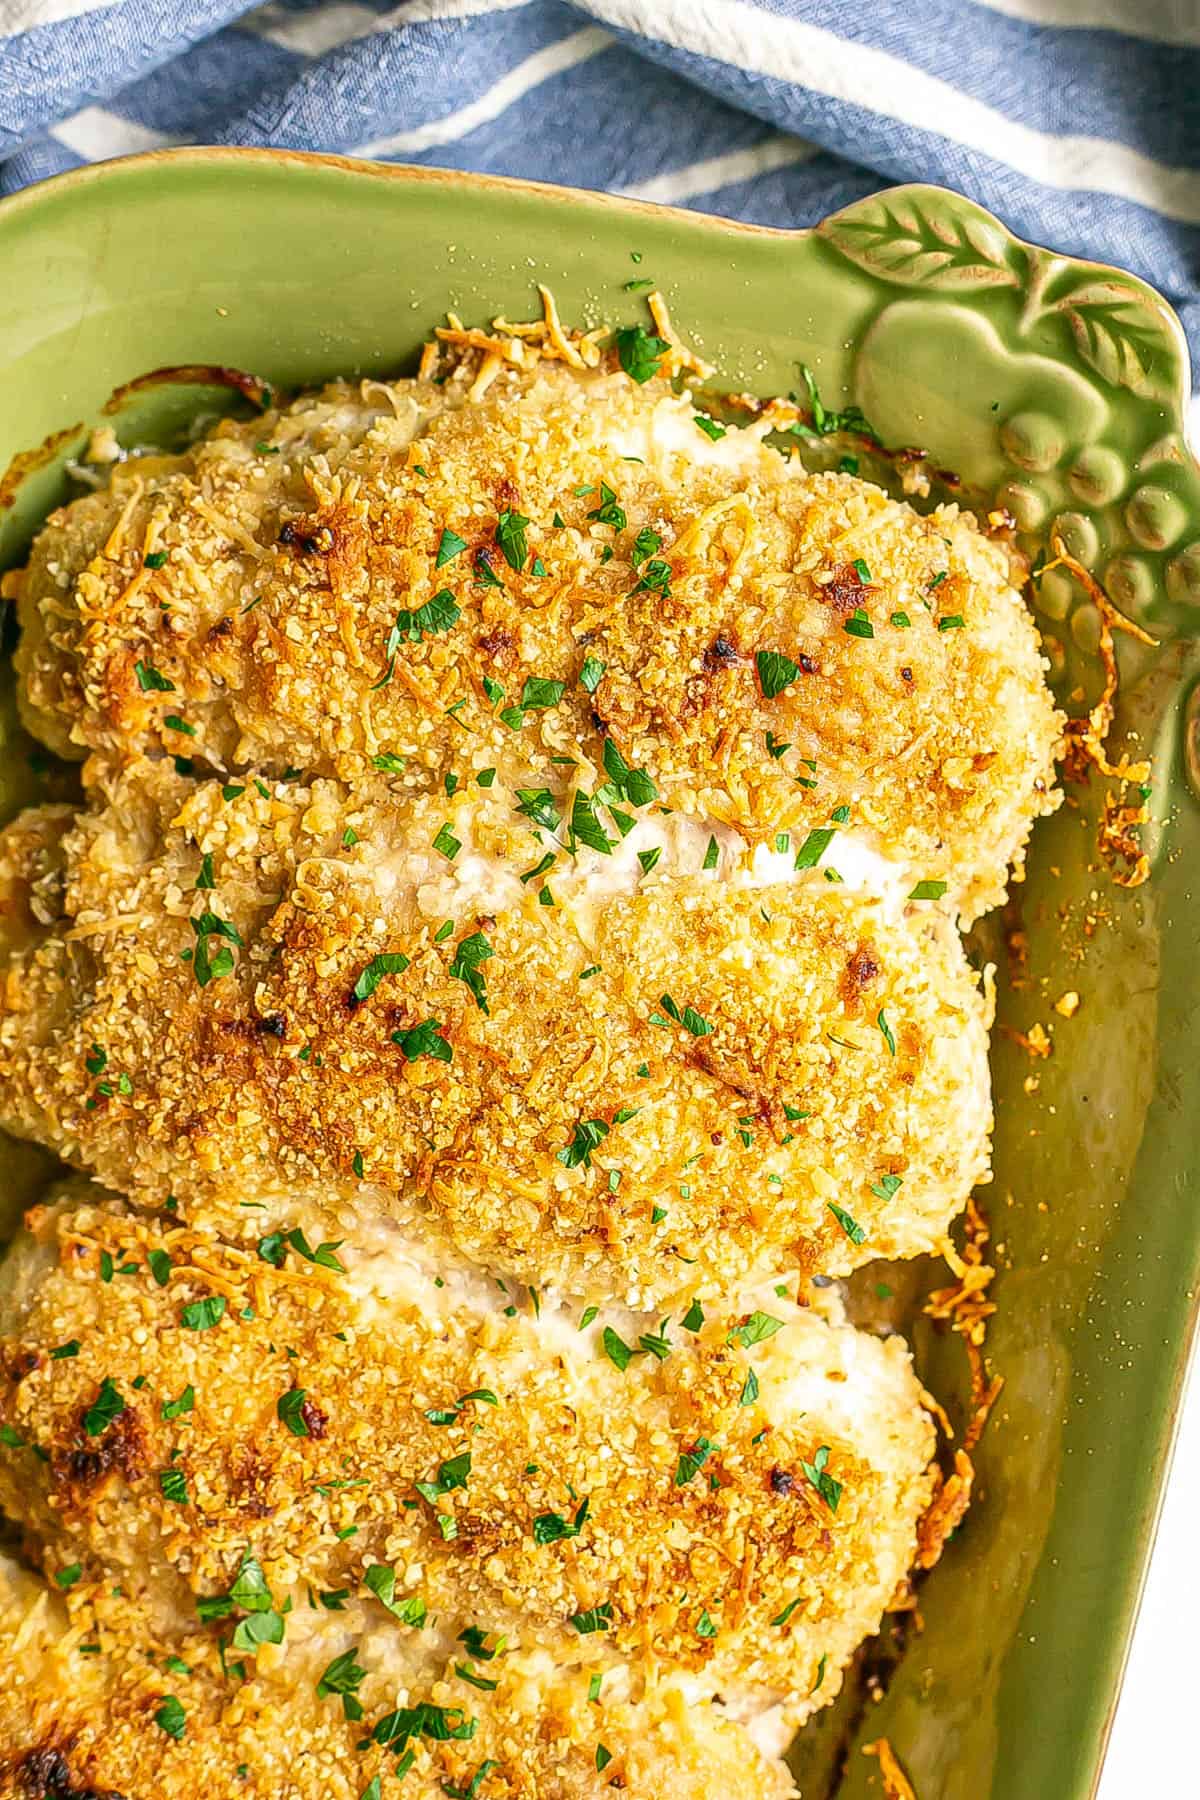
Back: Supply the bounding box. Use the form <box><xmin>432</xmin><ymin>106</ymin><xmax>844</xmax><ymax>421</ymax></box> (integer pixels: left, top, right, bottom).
<box><xmin>900</xmin><ymin>666</ymin><xmax>914</xmax><ymax>683</ymax></box>
<box><xmin>207</xmin><ymin>614</ymin><xmax>235</xmax><ymax>642</ymax></box>
<box><xmin>493</xmin><ymin>475</ymin><xmax>520</xmax><ymax>512</ymax></box>
<box><xmin>255</xmin><ymin>1012</ymin><xmax>286</xmax><ymax>1038</ymax></box>
<box><xmin>3</xmin><ymin>1346</ymin><xmax>41</xmax><ymax>1382</ymax></box>
<box><xmin>590</xmin><ymin>709</ymin><xmax>609</xmax><ymax>737</ymax></box>
<box><xmin>840</xmin><ymin>946</ymin><xmax>880</xmax><ymax>1010</ymax></box>
<box><xmin>18</xmin><ymin>1748</ymin><xmax>124</xmax><ymax>1800</ymax></box>
<box><xmin>709</xmin><ymin>1131</ymin><xmax>724</xmax><ymax>1146</ymax></box>
<box><xmin>476</xmin><ymin>627</ymin><xmax>515</xmax><ymax>661</ymax></box>
<box><xmin>703</xmin><ymin>635</ymin><xmax>741</xmax><ymax>670</ymax></box>
<box><xmin>575</xmin><ymin>629</ymin><xmax>597</xmax><ymax>649</ymax></box>
<box><xmin>278</xmin><ymin>520</ymin><xmax>333</xmax><ymax>555</ymax></box>
<box><xmin>797</xmin><ymin>651</ymin><xmax>819</xmax><ymax>676</ymax></box>
<box><xmin>55</xmin><ymin>1406</ymin><xmax>144</xmax><ymax>1495</ymax></box>
<box><xmin>300</xmin><ymin>1397</ymin><xmax>329</xmax><ymax>1439</ymax></box>
<box><xmin>820</xmin><ymin>562</ymin><xmax>873</xmax><ymax>617</ymax></box>
<box><xmin>769</xmin><ymin>1466</ymin><xmax>795</xmax><ymax>1496</ymax></box>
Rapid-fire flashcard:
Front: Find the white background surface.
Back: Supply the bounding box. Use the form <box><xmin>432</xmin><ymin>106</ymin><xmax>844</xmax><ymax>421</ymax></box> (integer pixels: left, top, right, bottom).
<box><xmin>1096</xmin><ymin>1363</ymin><xmax>1200</xmax><ymax>1793</ymax></box>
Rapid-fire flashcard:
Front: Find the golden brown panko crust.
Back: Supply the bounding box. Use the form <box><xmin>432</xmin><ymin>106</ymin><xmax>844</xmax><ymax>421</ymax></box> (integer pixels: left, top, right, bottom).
<box><xmin>0</xmin><ymin>757</ymin><xmax>991</xmax><ymax>1303</ymax></box>
<box><xmin>12</xmin><ymin>363</ymin><xmax>1062</xmax><ymax>921</ymax></box>
<box><xmin>0</xmin><ymin>1554</ymin><xmax>797</xmax><ymax>1800</ymax></box>
<box><xmin>0</xmin><ymin>1189</ymin><xmax>935</xmax><ymax>1721</ymax></box>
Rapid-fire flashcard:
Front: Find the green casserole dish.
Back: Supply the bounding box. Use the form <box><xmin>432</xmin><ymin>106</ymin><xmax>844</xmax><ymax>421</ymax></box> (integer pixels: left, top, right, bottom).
<box><xmin>0</xmin><ymin>149</ymin><xmax>1197</xmax><ymax>1800</ymax></box>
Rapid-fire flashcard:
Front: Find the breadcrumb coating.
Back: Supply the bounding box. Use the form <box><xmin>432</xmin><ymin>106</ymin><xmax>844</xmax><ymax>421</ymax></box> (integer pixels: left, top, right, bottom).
<box><xmin>0</xmin><ymin>1187</ymin><xmax>935</xmax><ymax>1733</ymax></box>
<box><xmin>11</xmin><ymin>362</ymin><xmax>1062</xmax><ymax>922</ymax></box>
<box><xmin>0</xmin><ymin>1553</ymin><xmax>798</xmax><ymax>1800</ymax></box>
<box><xmin>0</xmin><ymin>756</ymin><xmax>992</xmax><ymax>1304</ymax></box>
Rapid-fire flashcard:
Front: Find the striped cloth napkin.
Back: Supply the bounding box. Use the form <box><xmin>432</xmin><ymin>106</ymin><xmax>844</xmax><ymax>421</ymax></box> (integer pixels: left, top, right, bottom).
<box><xmin>2</xmin><ymin>1</ymin><xmax>1198</xmax><ymax>375</ymax></box>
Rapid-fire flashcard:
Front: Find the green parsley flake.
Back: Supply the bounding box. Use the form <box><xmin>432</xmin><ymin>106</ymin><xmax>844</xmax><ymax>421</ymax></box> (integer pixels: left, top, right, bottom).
<box><xmin>435</xmin><ymin>527</ymin><xmax>468</xmax><ymax>567</ymax></box>
<box><xmin>727</xmin><ymin>1312</ymin><xmax>784</xmax><ymax>1349</ymax></box>
<box><xmin>877</xmin><ymin>1008</ymin><xmax>896</xmax><ymax>1056</ymax></box>
<box><xmin>277</xmin><ymin>1388</ymin><xmax>312</xmax><ymax>1437</ymax></box>
<box><xmin>674</xmin><ymin>1436</ymin><xmax>716</xmax><ymax>1486</ymax></box>
<box><xmin>843</xmin><ymin>609</ymin><xmax>874</xmax><ymax>638</ymax></box>
<box><xmin>650</xmin><ymin>992</ymin><xmax>713</xmax><ymax>1037</ymax></box>
<box><xmin>392</xmin><ymin>1018</ymin><xmax>452</xmax><ymax>1063</ymax></box>
<box><xmin>908</xmin><ymin>878</ymin><xmax>948</xmax><ymax>900</ymax></box>
<box><xmin>755</xmin><ymin>649</ymin><xmax>799</xmax><ymax>699</ymax></box>
<box><xmin>181</xmin><ymin>1295</ymin><xmax>225</xmax><ymax>1331</ymax></box>
<box><xmin>827</xmin><ymin>1201</ymin><xmax>866</xmax><ymax>1244</ymax></box>
<box><xmin>613</xmin><ymin>323</ymin><xmax>669</xmax><ymax>383</ymax></box>
<box><xmin>134</xmin><ymin>660</ymin><xmax>175</xmax><ymax>692</ymax></box>
<box><xmin>569</xmin><ymin>1601</ymin><xmax>613</xmax><ymax>1635</ymax></box>
<box><xmin>154</xmin><ymin>1695</ymin><xmax>186</xmax><ymax>1740</ymax></box>
<box><xmin>83</xmin><ymin>1378</ymin><xmax>125</xmax><ymax>1437</ymax></box>
<box><xmin>801</xmin><ymin>1443</ymin><xmax>842</xmax><ymax>1511</ymax></box>
<box><xmin>496</xmin><ymin>508</ymin><xmax>531</xmax><ymax>571</ymax></box>
<box><xmin>352</xmin><ymin>951</ymin><xmax>410</xmax><ymax>1003</ymax></box>
<box><xmin>793</xmin><ymin>826</ymin><xmax>835</xmax><ymax>871</ymax></box>
<box><xmin>433</xmin><ymin>822</ymin><xmax>461</xmax><ymax>861</ymax></box>
<box><xmin>449</xmin><ymin>930</ymin><xmax>494</xmax><ymax>1013</ymax></box>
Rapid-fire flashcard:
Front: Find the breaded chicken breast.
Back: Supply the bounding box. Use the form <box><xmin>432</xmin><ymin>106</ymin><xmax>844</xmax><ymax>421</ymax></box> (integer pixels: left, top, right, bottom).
<box><xmin>0</xmin><ymin>1184</ymin><xmax>936</xmax><ymax>1741</ymax></box>
<box><xmin>0</xmin><ymin>757</ymin><xmax>992</xmax><ymax>1302</ymax></box>
<box><xmin>0</xmin><ymin>1553</ymin><xmax>798</xmax><ymax>1800</ymax></box>
<box><xmin>10</xmin><ymin>362</ymin><xmax>1061</xmax><ymax>921</ymax></box>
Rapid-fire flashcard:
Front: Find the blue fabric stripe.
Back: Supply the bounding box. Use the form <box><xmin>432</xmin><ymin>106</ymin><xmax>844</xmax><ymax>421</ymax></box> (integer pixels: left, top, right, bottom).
<box><xmin>0</xmin><ymin>0</ymin><xmax>1196</xmax><ymax>379</ymax></box>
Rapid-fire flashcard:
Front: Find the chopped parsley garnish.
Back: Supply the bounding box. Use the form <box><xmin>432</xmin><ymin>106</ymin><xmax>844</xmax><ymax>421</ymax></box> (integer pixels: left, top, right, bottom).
<box><xmin>135</xmin><ymin>660</ymin><xmax>175</xmax><ymax>692</ymax></box>
<box><xmin>144</xmin><ymin>550</ymin><xmax>169</xmax><ymax>570</ymax></box>
<box><xmin>392</xmin><ymin>1018</ymin><xmax>452</xmax><ymax>1063</ymax></box>
<box><xmin>796</xmin><ymin>364</ymin><xmax>877</xmax><ymax>440</ymax></box>
<box><xmin>938</xmin><ymin>613</ymin><xmax>966</xmax><ymax>631</ymax></box>
<box><xmin>317</xmin><ymin>1646</ymin><xmax>367</xmax><ymax>1720</ymax></box>
<box><xmin>495</xmin><ymin>508</ymin><xmax>530</xmax><ymax>571</ymax></box>
<box><xmin>371</xmin><ymin>1700</ymin><xmax>477</xmax><ymax>1749</ymax></box>
<box><xmin>793</xmin><ymin>826</ymin><xmax>835</xmax><ymax>871</ymax></box>
<box><xmin>189</xmin><ymin>909</ymin><xmax>241</xmax><ymax>988</ymax></box>
<box><xmin>587</xmin><ymin>482</ymin><xmax>626</xmax><ymax>530</ymax></box>
<box><xmin>696</xmin><ymin>1609</ymin><xmax>718</xmax><ymax>1638</ymax></box>
<box><xmin>596</xmin><ymin>1746</ymin><xmax>613</xmax><ymax>1773</ymax></box>
<box><xmin>801</xmin><ymin>1444</ymin><xmax>842</xmax><ymax>1511</ymax></box>
<box><xmin>852</xmin><ymin>557</ymin><xmax>872</xmax><ymax>583</ymax></box>
<box><xmin>160</xmin><ymin>1467</ymin><xmax>189</xmax><ymax>1504</ymax></box>
<box><xmin>601</xmin><ymin>736</ymin><xmax>657</xmax><ymax>806</ymax></box>
<box><xmin>558</xmin><ymin>1117</ymin><xmax>610</xmax><ymax>1170</ymax></box>
<box><xmin>533</xmin><ymin>1498</ymin><xmax>590</xmax><ymax>1545</ymax></box>
<box><xmin>877</xmin><ymin>1008</ymin><xmax>896</xmax><ymax>1056</ymax></box>
<box><xmin>436</xmin><ymin>528</ymin><xmax>468</xmax><ymax>567</ymax></box>
<box><xmin>727</xmin><ymin>1312</ymin><xmax>784</xmax><ymax>1348</ymax></box>
<box><xmin>154</xmin><ymin>1695</ymin><xmax>186</xmax><ymax>1740</ymax></box>
<box><xmin>448</xmin><ymin>931</ymin><xmax>493</xmax><ymax>1013</ymax></box>
<box><xmin>871</xmin><ymin>1173</ymin><xmax>904</xmax><ymax>1201</ymax></box>
<box><xmin>908</xmin><ymin>878</ymin><xmax>948</xmax><ymax>900</ymax></box>
<box><xmin>364</xmin><ymin>1564</ymin><xmax>427</xmax><ymax>1626</ymax></box>
<box><xmin>473</xmin><ymin>547</ymin><xmax>503</xmax><ymax>588</ymax></box>
<box><xmin>161</xmin><ymin>1384</ymin><xmax>194</xmax><ymax>1422</ymax></box>
<box><xmin>372</xmin><ymin>752</ymin><xmax>406</xmax><ymax>774</ymax></box>
<box><xmin>637</xmin><ymin>846</ymin><xmax>661</xmax><ymax>874</ymax></box>
<box><xmin>756</xmin><ymin>649</ymin><xmax>800</xmax><ymax>699</ymax></box>
<box><xmin>891</xmin><ymin>610</ymin><xmax>911</xmax><ymax>628</ymax></box>
<box><xmin>631</xmin><ymin>526</ymin><xmax>662</xmax><ymax>567</ymax></box>
<box><xmin>515</xmin><ymin>787</ymin><xmax>561</xmax><ymax>830</ymax></box>
<box><xmin>51</xmin><ymin>1340</ymin><xmax>80</xmax><ymax>1361</ymax></box>
<box><xmin>433</xmin><ymin>822</ymin><xmax>461</xmax><ymax>861</ymax></box>
<box><xmin>694</xmin><ymin>413</ymin><xmax>726</xmax><ymax>441</ymax></box>
<box><xmin>843</xmin><ymin>609</ymin><xmax>874</xmax><ymax>638</ymax></box>
<box><xmin>352</xmin><ymin>951</ymin><xmax>410</xmax><ymax>1003</ymax></box>
<box><xmin>827</xmin><ymin>1201</ymin><xmax>866</xmax><ymax>1244</ymax></box>
<box><xmin>55</xmin><ymin>1564</ymin><xmax>82</xmax><ymax>1589</ymax></box>
<box><xmin>674</xmin><ymin>1437</ymin><xmax>716</xmax><ymax>1487</ymax></box>
<box><xmin>613</xmin><ymin>323</ymin><xmax>669</xmax><ymax>384</ymax></box>
<box><xmin>570</xmin><ymin>790</ymin><xmax>615</xmax><ymax>856</ymax></box>
<box><xmin>163</xmin><ymin>714</ymin><xmax>194</xmax><ymax>736</ymax></box>
<box><xmin>681</xmin><ymin>1299</ymin><xmax>704</xmax><ymax>1333</ymax></box>
<box><xmin>771</xmin><ymin>1597</ymin><xmax>803</xmax><ymax>1628</ymax></box>
<box><xmin>601</xmin><ymin>1326</ymin><xmax>633</xmax><ymax>1372</ymax></box>
<box><xmin>631</xmin><ymin>555</ymin><xmax>672</xmax><ymax>596</ymax></box>
<box><xmin>701</xmin><ymin>835</ymin><xmax>720</xmax><ymax>872</ymax></box>
<box><xmin>650</xmin><ymin>992</ymin><xmax>713</xmax><ymax>1037</ymax></box>
<box><xmin>579</xmin><ymin>654</ymin><xmax>606</xmax><ymax>693</ymax></box>
<box><xmin>83</xmin><ymin>1378</ymin><xmax>124</xmax><ymax>1437</ymax></box>
<box><xmin>928</xmin><ymin>570</ymin><xmax>949</xmax><ymax>590</ymax></box>
<box><xmin>277</xmin><ymin>1387</ymin><xmax>312</xmax><ymax>1437</ymax></box>
<box><xmin>520</xmin><ymin>675</ymin><xmax>565</xmax><ymax>710</ymax></box>
<box><xmin>180</xmin><ymin>1294</ymin><xmax>225</xmax><ymax>1331</ymax></box>
<box><xmin>739</xmin><ymin>1368</ymin><xmax>760</xmax><ymax>1407</ymax></box>
<box><xmin>148</xmin><ymin>1249</ymin><xmax>172</xmax><ymax>1287</ymax></box>
<box><xmin>475</xmin><ymin>766</ymin><xmax>496</xmax><ymax>788</ymax></box>
<box><xmin>569</xmin><ymin>1600</ymin><xmax>613</xmax><ymax>1635</ymax></box>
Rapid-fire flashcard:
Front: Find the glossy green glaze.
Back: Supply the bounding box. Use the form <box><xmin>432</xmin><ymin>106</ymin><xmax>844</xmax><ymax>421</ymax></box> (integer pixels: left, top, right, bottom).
<box><xmin>0</xmin><ymin>151</ymin><xmax>1196</xmax><ymax>1800</ymax></box>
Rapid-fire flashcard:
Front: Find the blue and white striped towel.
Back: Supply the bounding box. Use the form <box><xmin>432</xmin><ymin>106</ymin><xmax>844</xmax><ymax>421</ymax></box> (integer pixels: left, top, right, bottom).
<box><xmin>2</xmin><ymin>1</ymin><xmax>1199</xmax><ymax>375</ymax></box>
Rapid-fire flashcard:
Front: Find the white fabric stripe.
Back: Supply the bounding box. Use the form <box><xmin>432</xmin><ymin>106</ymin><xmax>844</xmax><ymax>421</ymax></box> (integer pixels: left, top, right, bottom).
<box><xmin>240</xmin><ymin>1</ymin><xmax>381</xmax><ymax>55</ymax></box>
<box><xmin>973</xmin><ymin>0</ymin><xmax>1200</xmax><ymax>47</ymax></box>
<box><xmin>0</xmin><ymin>0</ymin><xmax>123</xmax><ymax>30</ymax></box>
<box><xmin>585</xmin><ymin>0</ymin><xmax>1200</xmax><ymax>225</ymax></box>
<box><xmin>618</xmin><ymin>133</ymin><xmax>817</xmax><ymax>203</ymax></box>
<box><xmin>242</xmin><ymin>0</ymin><xmax>533</xmax><ymax>55</ymax></box>
<box><xmin>355</xmin><ymin>23</ymin><xmax>612</xmax><ymax>157</ymax></box>
<box><xmin>50</xmin><ymin>105</ymin><xmax>182</xmax><ymax>158</ymax></box>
